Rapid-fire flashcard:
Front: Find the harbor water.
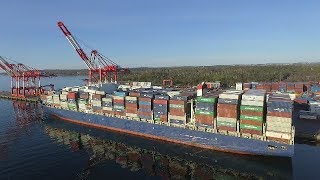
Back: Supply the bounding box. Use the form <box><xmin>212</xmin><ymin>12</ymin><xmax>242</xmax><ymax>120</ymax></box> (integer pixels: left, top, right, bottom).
<box><xmin>0</xmin><ymin>75</ymin><xmax>320</xmax><ymax>179</ymax></box>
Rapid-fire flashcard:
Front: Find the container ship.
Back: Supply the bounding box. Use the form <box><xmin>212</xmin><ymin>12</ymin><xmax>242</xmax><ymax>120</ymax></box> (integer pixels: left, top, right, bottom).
<box><xmin>41</xmin><ymin>82</ymin><xmax>295</xmax><ymax>157</ymax></box>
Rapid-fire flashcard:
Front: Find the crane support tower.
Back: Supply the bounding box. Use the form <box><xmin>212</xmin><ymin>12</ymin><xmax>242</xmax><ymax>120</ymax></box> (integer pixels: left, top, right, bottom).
<box><xmin>57</xmin><ymin>21</ymin><xmax>129</xmax><ymax>85</ymax></box>
<box><xmin>0</xmin><ymin>56</ymin><xmax>54</xmax><ymax>98</ymax></box>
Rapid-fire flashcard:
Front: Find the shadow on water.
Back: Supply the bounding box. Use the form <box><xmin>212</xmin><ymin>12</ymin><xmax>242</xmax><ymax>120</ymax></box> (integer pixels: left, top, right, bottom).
<box><xmin>43</xmin><ymin>115</ymin><xmax>293</xmax><ymax>180</ymax></box>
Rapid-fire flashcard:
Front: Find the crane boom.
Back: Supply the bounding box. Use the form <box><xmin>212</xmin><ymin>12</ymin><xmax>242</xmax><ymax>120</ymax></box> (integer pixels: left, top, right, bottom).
<box><xmin>0</xmin><ymin>56</ymin><xmax>20</xmax><ymax>76</ymax></box>
<box><xmin>57</xmin><ymin>22</ymin><xmax>94</xmax><ymax>69</ymax></box>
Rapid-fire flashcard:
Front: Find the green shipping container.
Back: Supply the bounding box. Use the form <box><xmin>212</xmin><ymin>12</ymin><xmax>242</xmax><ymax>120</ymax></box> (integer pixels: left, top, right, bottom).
<box><xmin>240</xmin><ymin>105</ymin><xmax>263</xmax><ymax>112</ymax></box>
<box><xmin>240</xmin><ymin>115</ymin><xmax>263</xmax><ymax>121</ymax></box>
<box><xmin>217</xmin><ymin>121</ymin><xmax>236</xmax><ymax>127</ymax></box>
<box><xmin>240</xmin><ymin>124</ymin><xmax>262</xmax><ymax>131</ymax></box>
<box><xmin>197</xmin><ymin>97</ymin><xmax>217</xmax><ymax>103</ymax></box>
<box><xmin>169</xmin><ymin>104</ymin><xmax>185</xmax><ymax>109</ymax></box>
<box><xmin>154</xmin><ymin>117</ymin><xmax>160</xmax><ymax>121</ymax></box>
<box><xmin>195</xmin><ymin>110</ymin><xmax>215</xmax><ymax>116</ymax></box>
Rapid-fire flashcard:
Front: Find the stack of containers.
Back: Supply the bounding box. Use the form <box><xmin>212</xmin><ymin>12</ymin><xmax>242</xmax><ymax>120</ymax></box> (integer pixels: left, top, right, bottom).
<box><xmin>91</xmin><ymin>93</ymin><xmax>103</xmax><ymax>113</ymax></box>
<box><xmin>216</xmin><ymin>91</ymin><xmax>242</xmax><ymax>132</ymax></box>
<box><xmin>113</xmin><ymin>91</ymin><xmax>128</xmax><ymax>116</ymax></box>
<box><xmin>243</xmin><ymin>83</ymin><xmax>251</xmax><ymax>90</ymax></box>
<box><xmin>309</xmin><ymin>100</ymin><xmax>320</xmax><ymax>113</ymax></box>
<box><xmin>168</xmin><ymin>96</ymin><xmax>190</xmax><ymax>126</ymax></box>
<box><xmin>264</xmin><ymin>83</ymin><xmax>272</xmax><ymax>92</ymax></box>
<box><xmin>286</xmin><ymin>83</ymin><xmax>295</xmax><ymax>93</ymax></box>
<box><xmin>67</xmin><ymin>92</ymin><xmax>78</xmax><ymax>111</ymax></box>
<box><xmin>266</xmin><ymin>94</ymin><xmax>293</xmax><ymax>144</ymax></box>
<box><xmin>60</xmin><ymin>92</ymin><xmax>68</xmax><ymax>109</ymax></box>
<box><xmin>294</xmin><ymin>83</ymin><xmax>304</xmax><ymax>94</ymax></box>
<box><xmin>195</xmin><ymin>96</ymin><xmax>217</xmax><ymax>129</ymax></box>
<box><xmin>235</xmin><ymin>83</ymin><xmax>243</xmax><ymax>90</ymax></box>
<box><xmin>271</xmin><ymin>83</ymin><xmax>280</xmax><ymax>92</ymax></box>
<box><xmin>78</xmin><ymin>92</ymin><xmax>89</xmax><ymax>111</ymax></box>
<box><xmin>46</xmin><ymin>95</ymin><xmax>54</xmax><ymax>105</ymax></box>
<box><xmin>138</xmin><ymin>93</ymin><xmax>154</xmax><ymax>120</ymax></box>
<box><xmin>279</xmin><ymin>83</ymin><xmax>287</xmax><ymax>93</ymax></box>
<box><xmin>153</xmin><ymin>95</ymin><xmax>170</xmax><ymax>123</ymax></box>
<box><xmin>102</xmin><ymin>95</ymin><xmax>113</xmax><ymax>114</ymax></box>
<box><xmin>240</xmin><ymin>90</ymin><xmax>266</xmax><ymax>136</ymax></box>
<box><xmin>52</xmin><ymin>94</ymin><xmax>61</xmax><ymax>107</ymax></box>
<box><xmin>125</xmin><ymin>95</ymin><xmax>139</xmax><ymax>118</ymax></box>
<box><xmin>251</xmin><ymin>82</ymin><xmax>258</xmax><ymax>90</ymax></box>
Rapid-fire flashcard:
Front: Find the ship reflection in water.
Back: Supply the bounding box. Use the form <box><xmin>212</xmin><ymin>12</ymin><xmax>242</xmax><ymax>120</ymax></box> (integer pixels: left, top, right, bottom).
<box><xmin>44</xmin><ymin>115</ymin><xmax>293</xmax><ymax>180</ymax></box>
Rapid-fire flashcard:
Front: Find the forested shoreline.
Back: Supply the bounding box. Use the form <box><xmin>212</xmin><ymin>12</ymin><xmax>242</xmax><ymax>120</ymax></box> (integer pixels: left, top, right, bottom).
<box><xmin>1</xmin><ymin>63</ymin><xmax>319</xmax><ymax>86</ymax></box>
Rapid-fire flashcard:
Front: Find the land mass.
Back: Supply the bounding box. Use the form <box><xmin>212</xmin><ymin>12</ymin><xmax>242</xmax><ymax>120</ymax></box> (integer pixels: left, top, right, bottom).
<box><xmin>1</xmin><ymin>63</ymin><xmax>319</xmax><ymax>86</ymax></box>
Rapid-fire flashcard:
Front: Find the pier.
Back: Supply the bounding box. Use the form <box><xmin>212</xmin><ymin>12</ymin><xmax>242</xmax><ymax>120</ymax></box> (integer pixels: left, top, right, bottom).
<box><xmin>0</xmin><ymin>91</ymin><xmax>39</xmax><ymax>103</ymax></box>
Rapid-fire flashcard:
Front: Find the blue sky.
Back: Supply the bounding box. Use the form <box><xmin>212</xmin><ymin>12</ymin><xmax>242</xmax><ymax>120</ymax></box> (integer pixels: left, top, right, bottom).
<box><xmin>1</xmin><ymin>0</ymin><xmax>320</xmax><ymax>69</ymax></box>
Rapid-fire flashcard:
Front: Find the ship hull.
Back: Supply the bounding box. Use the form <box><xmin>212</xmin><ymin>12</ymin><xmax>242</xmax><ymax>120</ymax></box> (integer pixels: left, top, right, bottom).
<box><xmin>43</xmin><ymin>106</ymin><xmax>294</xmax><ymax>157</ymax></box>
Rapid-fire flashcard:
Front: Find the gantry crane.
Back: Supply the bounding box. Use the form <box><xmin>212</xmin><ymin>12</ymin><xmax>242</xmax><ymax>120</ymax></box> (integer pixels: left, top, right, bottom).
<box><xmin>57</xmin><ymin>21</ymin><xmax>129</xmax><ymax>85</ymax></box>
<box><xmin>0</xmin><ymin>56</ymin><xmax>54</xmax><ymax>98</ymax></box>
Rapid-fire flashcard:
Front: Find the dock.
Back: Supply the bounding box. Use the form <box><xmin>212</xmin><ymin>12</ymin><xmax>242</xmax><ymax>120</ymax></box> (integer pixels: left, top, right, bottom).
<box><xmin>0</xmin><ymin>91</ymin><xmax>40</xmax><ymax>102</ymax></box>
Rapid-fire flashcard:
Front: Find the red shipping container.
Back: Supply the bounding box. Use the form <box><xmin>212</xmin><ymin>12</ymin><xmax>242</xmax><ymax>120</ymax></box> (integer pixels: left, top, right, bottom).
<box><xmin>125</xmin><ymin>103</ymin><xmax>138</xmax><ymax>108</ymax></box>
<box><xmin>217</xmin><ymin>110</ymin><xmax>238</xmax><ymax>118</ymax></box>
<box><xmin>102</xmin><ymin>110</ymin><xmax>113</xmax><ymax>115</ymax></box>
<box><xmin>195</xmin><ymin>114</ymin><xmax>215</xmax><ymax>125</ymax></box>
<box><xmin>139</xmin><ymin>97</ymin><xmax>152</xmax><ymax>102</ymax></box>
<box><xmin>92</xmin><ymin>94</ymin><xmax>103</xmax><ymax>100</ymax></box>
<box><xmin>67</xmin><ymin>92</ymin><xmax>77</xmax><ymax>99</ymax></box>
<box><xmin>126</xmin><ymin>108</ymin><xmax>138</xmax><ymax>114</ymax></box>
<box><xmin>160</xmin><ymin>115</ymin><xmax>168</xmax><ymax>122</ymax></box>
<box><xmin>153</xmin><ymin>99</ymin><xmax>168</xmax><ymax>105</ymax></box>
<box><xmin>240</xmin><ymin>110</ymin><xmax>264</xmax><ymax>117</ymax></box>
<box><xmin>129</xmin><ymin>92</ymin><xmax>140</xmax><ymax>97</ymax></box>
<box><xmin>169</xmin><ymin>100</ymin><xmax>186</xmax><ymax>105</ymax></box>
<box><xmin>139</xmin><ymin>105</ymin><xmax>152</xmax><ymax>110</ymax></box>
<box><xmin>114</xmin><ymin>111</ymin><xmax>126</xmax><ymax>116</ymax></box>
<box><xmin>169</xmin><ymin>108</ymin><xmax>185</xmax><ymax>116</ymax></box>
<box><xmin>240</xmin><ymin>129</ymin><xmax>262</xmax><ymax>135</ymax></box>
<box><xmin>217</xmin><ymin>126</ymin><xmax>237</xmax><ymax>132</ymax></box>
<box><xmin>240</xmin><ymin>120</ymin><xmax>262</xmax><ymax>126</ymax></box>
<box><xmin>267</xmin><ymin>111</ymin><xmax>292</xmax><ymax>118</ymax></box>
<box><xmin>217</xmin><ymin>103</ymin><xmax>238</xmax><ymax>109</ymax></box>
<box><xmin>271</xmin><ymin>83</ymin><xmax>280</xmax><ymax>91</ymax></box>
<box><xmin>114</xmin><ymin>99</ymin><xmax>125</xmax><ymax>104</ymax></box>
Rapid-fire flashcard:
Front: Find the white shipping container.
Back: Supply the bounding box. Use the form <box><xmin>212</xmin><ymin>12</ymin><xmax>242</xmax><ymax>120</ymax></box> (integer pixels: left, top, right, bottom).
<box><xmin>102</xmin><ymin>98</ymin><xmax>113</xmax><ymax>102</ymax></box>
<box><xmin>266</xmin><ymin>116</ymin><xmax>292</xmax><ymax>124</ymax></box>
<box><xmin>61</xmin><ymin>102</ymin><xmax>68</xmax><ymax>108</ymax></box>
<box><xmin>46</xmin><ymin>95</ymin><xmax>53</xmax><ymax>100</ymax></box>
<box><xmin>219</xmin><ymin>93</ymin><xmax>241</xmax><ymax>100</ymax></box>
<box><xmin>196</xmin><ymin>89</ymin><xmax>203</xmax><ymax>97</ymax></box>
<box><xmin>125</xmin><ymin>96</ymin><xmax>138</xmax><ymax>101</ymax></box>
<box><xmin>216</xmin><ymin>117</ymin><xmax>237</xmax><ymax>123</ymax></box>
<box><xmin>78</xmin><ymin>104</ymin><xmax>88</xmax><ymax>110</ymax></box>
<box><xmin>236</xmin><ymin>83</ymin><xmax>243</xmax><ymax>90</ymax></box>
<box><xmin>266</xmin><ymin>130</ymin><xmax>292</xmax><ymax>140</ymax></box>
<box><xmin>266</xmin><ymin>124</ymin><xmax>292</xmax><ymax>133</ymax></box>
<box><xmin>95</xmin><ymin>91</ymin><xmax>105</xmax><ymax>95</ymax></box>
<box><xmin>126</xmin><ymin>113</ymin><xmax>139</xmax><ymax>118</ymax></box>
<box><xmin>242</xmin><ymin>95</ymin><xmax>265</xmax><ymax>101</ymax></box>
<box><xmin>241</xmin><ymin>99</ymin><xmax>264</xmax><ymax>107</ymax></box>
<box><xmin>168</xmin><ymin>114</ymin><xmax>186</xmax><ymax>121</ymax></box>
<box><xmin>92</xmin><ymin>100</ymin><xmax>102</xmax><ymax>107</ymax></box>
<box><xmin>61</xmin><ymin>91</ymin><xmax>69</xmax><ymax>95</ymax></box>
<box><xmin>113</xmin><ymin>96</ymin><xmax>125</xmax><ymax>100</ymax></box>
<box><xmin>102</xmin><ymin>107</ymin><xmax>113</xmax><ymax>111</ymax></box>
<box><xmin>60</xmin><ymin>94</ymin><xmax>67</xmax><ymax>100</ymax></box>
<box><xmin>71</xmin><ymin>88</ymin><xmax>79</xmax><ymax>92</ymax></box>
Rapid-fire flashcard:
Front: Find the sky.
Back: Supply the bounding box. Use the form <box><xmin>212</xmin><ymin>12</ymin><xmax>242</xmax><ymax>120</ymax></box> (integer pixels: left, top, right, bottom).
<box><xmin>1</xmin><ymin>0</ymin><xmax>320</xmax><ymax>70</ymax></box>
